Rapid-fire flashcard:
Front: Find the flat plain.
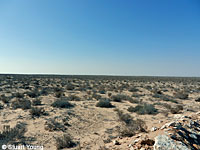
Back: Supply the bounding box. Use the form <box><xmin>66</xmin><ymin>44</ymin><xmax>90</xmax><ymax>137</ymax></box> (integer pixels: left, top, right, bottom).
<box><xmin>0</xmin><ymin>74</ymin><xmax>200</xmax><ymax>150</ymax></box>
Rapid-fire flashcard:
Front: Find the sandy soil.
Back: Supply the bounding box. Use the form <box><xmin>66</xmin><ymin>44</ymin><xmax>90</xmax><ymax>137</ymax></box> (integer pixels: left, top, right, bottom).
<box><xmin>0</xmin><ymin>75</ymin><xmax>199</xmax><ymax>150</ymax></box>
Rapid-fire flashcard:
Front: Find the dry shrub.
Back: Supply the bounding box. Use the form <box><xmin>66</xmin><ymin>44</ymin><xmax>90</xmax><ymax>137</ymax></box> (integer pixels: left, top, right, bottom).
<box><xmin>55</xmin><ymin>134</ymin><xmax>76</xmax><ymax>150</ymax></box>
<box><xmin>115</xmin><ymin>109</ymin><xmax>147</xmax><ymax>137</ymax></box>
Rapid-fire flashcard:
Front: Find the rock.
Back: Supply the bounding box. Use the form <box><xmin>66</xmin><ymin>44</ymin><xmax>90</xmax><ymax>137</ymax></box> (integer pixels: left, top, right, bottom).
<box><xmin>151</xmin><ymin>127</ymin><xmax>157</xmax><ymax>132</ymax></box>
<box><xmin>140</xmin><ymin>139</ymin><xmax>154</xmax><ymax>146</ymax></box>
<box><xmin>129</xmin><ymin>138</ymin><xmax>140</xmax><ymax>147</ymax></box>
<box><xmin>195</xmin><ymin>111</ymin><xmax>200</xmax><ymax>115</ymax></box>
<box><xmin>174</xmin><ymin>114</ymin><xmax>183</xmax><ymax>119</ymax></box>
<box><xmin>154</xmin><ymin>134</ymin><xmax>189</xmax><ymax>150</ymax></box>
<box><xmin>132</xmin><ymin>138</ymin><xmax>140</xmax><ymax>144</ymax></box>
<box><xmin>161</xmin><ymin>121</ymin><xmax>177</xmax><ymax>129</ymax></box>
<box><xmin>129</xmin><ymin>146</ymin><xmax>134</xmax><ymax>150</ymax></box>
<box><xmin>195</xmin><ymin>98</ymin><xmax>200</xmax><ymax>102</ymax></box>
<box><xmin>189</xmin><ymin>134</ymin><xmax>197</xmax><ymax>139</ymax></box>
<box><xmin>113</xmin><ymin>140</ymin><xmax>120</xmax><ymax>145</ymax></box>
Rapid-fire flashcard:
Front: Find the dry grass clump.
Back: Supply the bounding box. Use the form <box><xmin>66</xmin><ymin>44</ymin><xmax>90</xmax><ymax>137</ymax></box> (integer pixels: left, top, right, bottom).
<box><xmin>30</xmin><ymin>107</ymin><xmax>48</xmax><ymax>118</ymax></box>
<box><xmin>32</xmin><ymin>98</ymin><xmax>42</xmax><ymax>106</ymax></box>
<box><xmin>96</xmin><ymin>99</ymin><xmax>114</xmax><ymax>108</ymax></box>
<box><xmin>68</xmin><ymin>95</ymin><xmax>81</xmax><ymax>101</ymax></box>
<box><xmin>0</xmin><ymin>94</ymin><xmax>11</xmax><ymax>104</ymax></box>
<box><xmin>45</xmin><ymin>118</ymin><xmax>66</xmax><ymax>132</ymax></box>
<box><xmin>115</xmin><ymin>109</ymin><xmax>147</xmax><ymax>137</ymax></box>
<box><xmin>132</xmin><ymin>93</ymin><xmax>144</xmax><ymax>98</ymax></box>
<box><xmin>111</xmin><ymin>94</ymin><xmax>132</xmax><ymax>102</ymax></box>
<box><xmin>128</xmin><ymin>87</ymin><xmax>139</xmax><ymax>92</ymax></box>
<box><xmin>25</xmin><ymin>89</ymin><xmax>41</xmax><ymax>98</ymax></box>
<box><xmin>92</xmin><ymin>93</ymin><xmax>102</xmax><ymax>100</ymax></box>
<box><xmin>51</xmin><ymin>99</ymin><xmax>74</xmax><ymax>108</ymax></box>
<box><xmin>55</xmin><ymin>134</ymin><xmax>76</xmax><ymax>150</ymax></box>
<box><xmin>66</xmin><ymin>84</ymin><xmax>75</xmax><ymax>90</ymax></box>
<box><xmin>174</xmin><ymin>91</ymin><xmax>188</xmax><ymax>100</ymax></box>
<box><xmin>0</xmin><ymin>122</ymin><xmax>28</xmax><ymax>147</ymax></box>
<box><xmin>14</xmin><ymin>92</ymin><xmax>24</xmax><ymax>98</ymax></box>
<box><xmin>161</xmin><ymin>103</ymin><xmax>183</xmax><ymax>114</ymax></box>
<box><xmin>128</xmin><ymin>98</ymin><xmax>140</xmax><ymax>104</ymax></box>
<box><xmin>127</xmin><ymin>103</ymin><xmax>157</xmax><ymax>115</ymax></box>
<box><xmin>11</xmin><ymin>98</ymin><xmax>32</xmax><ymax>110</ymax></box>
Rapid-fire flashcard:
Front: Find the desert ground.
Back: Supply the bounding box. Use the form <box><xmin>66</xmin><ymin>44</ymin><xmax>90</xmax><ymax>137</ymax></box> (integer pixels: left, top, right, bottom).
<box><xmin>0</xmin><ymin>74</ymin><xmax>200</xmax><ymax>150</ymax></box>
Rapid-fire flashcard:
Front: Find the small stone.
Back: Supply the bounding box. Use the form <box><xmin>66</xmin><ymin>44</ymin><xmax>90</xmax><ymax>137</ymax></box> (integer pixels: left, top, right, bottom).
<box><xmin>195</xmin><ymin>98</ymin><xmax>200</xmax><ymax>102</ymax></box>
<box><xmin>193</xmin><ymin>144</ymin><xmax>200</xmax><ymax>149</ymax></box>
<box><xmin>113</xmin><ymin>140</ymin><xmax>120</xmax><ymax>145</ymax></box>
<box><xmin>189</xmin><ymin>134</ymin><xmax>197</xmax><ymax>139</ymax></box>
<box><xmin>128</xmin><ymin>144</ymin><xmax>132</xmax><ymax>147</ymax></box>
<box><xmin>154</xmin><ymin>134</ymin><xmax>189</xmax><ymax>150</ymax></box>
<box><xmin>130</xmin><ymin>146</ymin><xmax>134</xmax><ymax>150</ymax></box>
<box><xmin>134</xmin><ymin>138</ymin><xmax>140</xmax><ymax>144</ymax></box>
<box><xmin>174</xmin><ymin>114</ymin><xmax>183</xmax><ymax>119</ymax></box>
<box><xmin>151</xmin><ymin>127</ymin><xmax>157</xmax><ymax>132</ymax></box>
<box><xmin>195</xmin><ymin>111</ymin><xmax>200</xmax><ymax>115</ymax></box>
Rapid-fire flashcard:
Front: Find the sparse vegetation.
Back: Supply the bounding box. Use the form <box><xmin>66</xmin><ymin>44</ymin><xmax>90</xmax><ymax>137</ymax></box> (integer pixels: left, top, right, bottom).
<box><xmin>11</xmin><ymin>98</ymin><xmax>32</xmax><ymax>110</ymax></box>
<box><xmin>55</xmin><ymin>134</ymin><xmax>76</xmax><ymax>149</ymax></box>
<box><xmin>0</xmin><ymin>94</ymin><xmax>11</xmax><ymax>103</ymax></box>
<box><xmin>115</xmin><ymin>109</ymin><xmax>147</xmax><ymax>137</ymax></box>
<box><xmin>32</xmin><ymin>98</ymin><xmax>42</xmax><ymax>106</ymax></box>
<box><xmin>174</xmin><ymin>91</ymin><xmax>188</xmax><ymax>100</ymax></box>
<box><xmin>45</xmin><ymin>118</ymin><xmax>66</xmax><ymax>132</ymax></box>
<box><xmin>51</xmin><ymin>99</ymin><xmax>74</xmax><ymax>108</ymax></box>
<box><xmin>0</xmin><ymin>74</ymin><xmax>199</xmax><ymax>149</ymax></box>
<box><xmin>96</xmin><ymin>99</ymin><xmax>114</xmax><ymax>108</ymax></box>
<box><xmin>68</xmin><ymin>95</ymin><xmax>81</xmax><ymax>101</ymax></box>
<box><xmin>111</xmin><ymin>94</ymin><xmax>132</xmax><ymax>102</ymax></box>
<box><xmin>0</xmin><ymin>122</ymin><xmax>28</xmax><ymax>147</ymax></box>
<box><xmin>30</xmin><ymin>107</ymin><xmax>47</xmax><ymax>118</ymax></box>
<box><xmin>162</xmin><ymin>103</ymin><xmax>184</xmax><ymax>114</ymax></box>
<box><xmin>127</xmin><ymin>103</ymin><xmax>157</xmax><ymax>115</ymax></box>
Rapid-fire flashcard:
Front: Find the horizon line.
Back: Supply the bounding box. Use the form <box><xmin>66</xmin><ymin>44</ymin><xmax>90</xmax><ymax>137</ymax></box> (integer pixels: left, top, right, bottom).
<box><xmin>0</xmin><ymin>72</ymin><xmax>200</xmax><ymax>78</ymax></box>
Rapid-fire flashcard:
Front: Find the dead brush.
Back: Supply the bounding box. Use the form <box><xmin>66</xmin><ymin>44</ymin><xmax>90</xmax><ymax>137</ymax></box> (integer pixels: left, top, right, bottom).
<box><xmin>115</xmin><ymin>109</ymin><xmax>147</xmax><ymax>137</ymax></box>
<box><xmin>55</xmin><ymin>134</ymin><xmax>76</xmax><ymax>150</ymax></box>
